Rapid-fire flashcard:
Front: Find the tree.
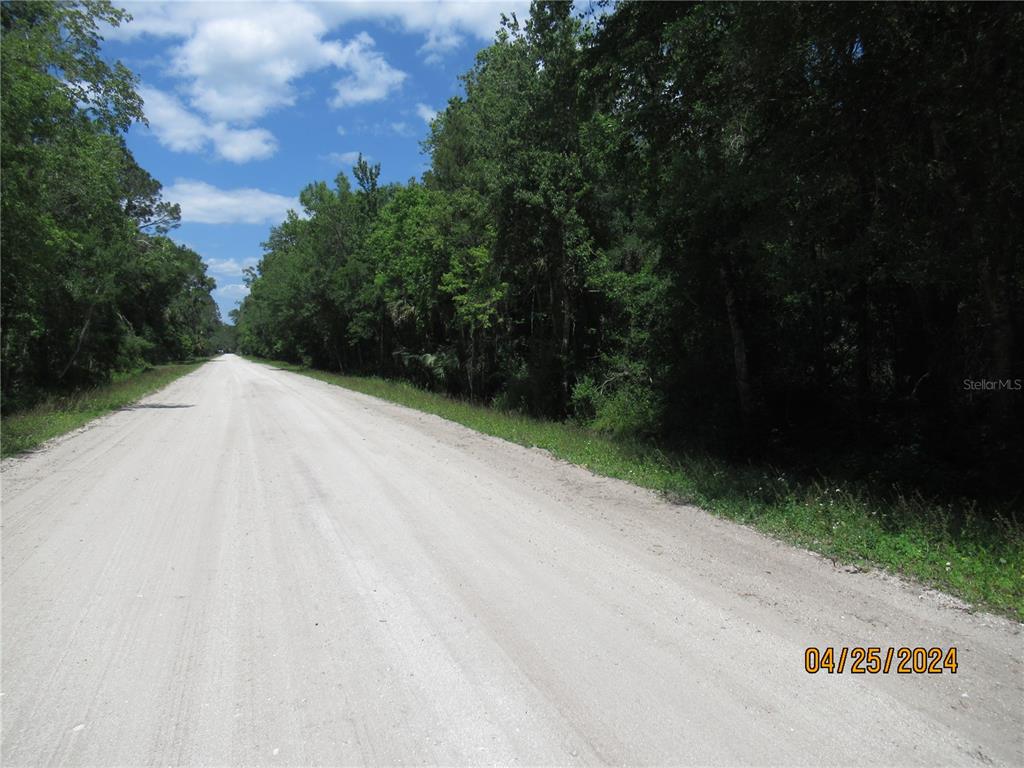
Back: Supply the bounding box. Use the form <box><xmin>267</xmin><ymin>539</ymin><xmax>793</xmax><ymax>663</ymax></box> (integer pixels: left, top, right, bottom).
<box><xmin>235</xmin><ymin>0</ymin><xmax>1022</xmax><ymax>496</ymax></box>
<box><xmin>1</xmin><ymin>1</ymin><xmax>218</xmax><ymax>407</ymax></box>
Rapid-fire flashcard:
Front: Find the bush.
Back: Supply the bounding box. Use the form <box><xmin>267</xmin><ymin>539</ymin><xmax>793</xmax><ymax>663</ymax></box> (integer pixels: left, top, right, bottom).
<box><xmin>492</xmin><ymin>357</ymin><xmax>533</xmax><ymax>413</ymax></box>
<box><xmin>572</xmin><ymin>373</ymin><xmax>663</xmax><ymax>439</ymax></box>
<box><xmin>393</xmin><ymin>347</ymin><xmax>459</xmax><ymax>391</ymax></box>
<box><xmin>113</xmin><ymin>330</ymin><xmax>154</xmax><ymax>372</ymax></box>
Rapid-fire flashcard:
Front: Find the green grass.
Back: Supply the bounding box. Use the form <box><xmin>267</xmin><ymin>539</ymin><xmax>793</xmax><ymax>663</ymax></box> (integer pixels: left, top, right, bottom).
<box><xmin>251</xmin><ymin>357</ymin><xmax>1024</xmax><ymax>620</ymax></box>
<box><xmin>1</xmin><ymin>361</ymin><xmax>207</xmax><ymax>458</ymax></box>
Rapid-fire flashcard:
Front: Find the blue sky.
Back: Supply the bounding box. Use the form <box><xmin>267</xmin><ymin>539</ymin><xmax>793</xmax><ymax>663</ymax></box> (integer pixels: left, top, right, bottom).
<box><xmin>99</xmin><ymin>1</ymin><xmax>529</xmax><ymax>321</ymax></box>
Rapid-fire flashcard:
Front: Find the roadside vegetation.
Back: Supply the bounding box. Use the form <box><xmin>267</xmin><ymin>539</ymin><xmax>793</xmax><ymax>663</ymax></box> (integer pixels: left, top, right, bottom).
<box><xmin>0</xmin><ymin>361</ymin><xmax>206</xmax><ymax>458</ymax></box>
<box><xmin>235</xmin><ymin>3</ymin><xmax>1021</xmax><ymax>501</ymax></box>
<box><xmin>1</xmin><ymin>2</ymin><xmax>223</xmax><ymax>416</ymax></box>
<box><xmin>236</xmin><ymin>4</ymin><xmax>1021</xmax><ymax>615</ymax></box>
<box><xmin>254</xmin><ymin>358</ymin><xmax>1023</xmax><ymax>620</ymax></box>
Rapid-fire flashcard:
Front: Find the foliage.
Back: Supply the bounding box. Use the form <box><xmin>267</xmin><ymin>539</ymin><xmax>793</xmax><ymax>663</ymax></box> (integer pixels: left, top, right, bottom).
<box><xmin>236</xmin><ymin>1</ymin><xmax>1022</xmax><ymax>504</ymax></box>
<box><xmin>1</xmin><ymin>1</ymin><xmax>220</xmax><ymax>412</ymax></box>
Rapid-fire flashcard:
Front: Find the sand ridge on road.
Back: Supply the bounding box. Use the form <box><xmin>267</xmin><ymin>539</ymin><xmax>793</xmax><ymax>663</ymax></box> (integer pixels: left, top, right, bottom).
<box><xmin>2</xmin><ymin>354</ymin><xmax>1021</xmax><ymax>766</ymax></box>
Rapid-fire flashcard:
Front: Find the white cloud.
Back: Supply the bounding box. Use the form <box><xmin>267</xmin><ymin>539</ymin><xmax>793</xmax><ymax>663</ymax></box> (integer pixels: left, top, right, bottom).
<box><xmin>106</xmin><ymin>2</ymin><xmax>528</xmax><ymax>164</ymax></box>
<box><xmin>116</xmin><ymin>5</ymin><xmax>409</xmax><ymax>125</ymax></box>
<box><xmin>327</xmin><ymin>32</ymin><xmax>406</xmax><ymax>109</ymax></box>
<box><xmin>214</xmin><ymin>283</ymin><xmax>251</xmax><ymax>302</ymax></box>
<box><xmin>165</xmin><ymin>179</ymin><xmax>299</xmax><ymax>225</ymax></box>
<box><xmin>109</xmin><ymin>2</ymin><xmax>530</xmax><ymax>65</ymax></box>
<box><xmin>103</xmin><ymin>3</ymin><xmax>215</xmax><ymax>39</ymax></box>
<box><xmin>420</xmin><ymin>27</ymin><xmax>463</xmax><ymax>65</ymax></box>
<box><xmin>169</xmin><ymin>4</ymin><xmax>346</xmax><ymax>122</ymax></box>
<box><xmin>415</xmin><ymin>102</ymin><xmax>438</xmax><ymax>125</ymax></box>
<box><xmin>327</xmin><ymin>151</ymin><xmax>368</xmax><ymax>166</ymax></box>
<box><xmin>206</xmin><ymin>257</ymin><xmax>260</xmax><ymax>277</ymax></box>
<box><xmin>206</xmin><ymin>123</ymin><xmax>277</xmax><ymax>163</ymax></box>
<box><xmin>140</xmin><ymin>86</ymin><xmax>277</xmax><ymax>162</ymax></box>
<box><xmin>336</xmin><ymin>125</ymin><xmax>347</xmax><ymax>136</ymax></box>
<box><xmin>318</xmin><ymin>2</ymin><xmax>531</xmax><ymax>53</ymax></box>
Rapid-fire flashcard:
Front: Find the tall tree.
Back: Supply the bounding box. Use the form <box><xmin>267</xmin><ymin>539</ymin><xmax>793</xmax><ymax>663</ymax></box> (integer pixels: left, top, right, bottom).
<box><xmin>2</xmin><ymin>1</ymin><xmax>218</xmax><ymax>405</ymax></box>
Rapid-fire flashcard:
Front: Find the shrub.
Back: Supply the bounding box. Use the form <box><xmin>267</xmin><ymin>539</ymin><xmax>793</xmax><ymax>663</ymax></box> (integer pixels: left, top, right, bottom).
<box><xmin>572</xmin><ymin>373</ymin><xmax>663</xmax><ymax>439</ymax></box>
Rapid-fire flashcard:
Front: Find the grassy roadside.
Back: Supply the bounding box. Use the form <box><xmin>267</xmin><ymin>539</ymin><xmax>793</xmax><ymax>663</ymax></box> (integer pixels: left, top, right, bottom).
<box><xmin>252</xmin><ymin>357</ymin><xmax>1023</xmax><ymax>620</ymax></box>
<box><xmin>1</xmin><ymin>361</ymin><xmax>207</xmax><ymax>458</ymax></box>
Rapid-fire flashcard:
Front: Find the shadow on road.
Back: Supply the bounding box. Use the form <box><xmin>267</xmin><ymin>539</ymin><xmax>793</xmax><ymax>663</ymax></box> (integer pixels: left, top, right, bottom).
<box><xmin>121</xmin><ymin>403</ymin><xmax>194</xmax><ymax>410</ymax></box>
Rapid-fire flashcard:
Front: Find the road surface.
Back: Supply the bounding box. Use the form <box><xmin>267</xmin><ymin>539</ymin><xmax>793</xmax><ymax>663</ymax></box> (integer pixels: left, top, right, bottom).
<box><xmin>2</xmin><ymin>355</ymin><xmax>1021</xmax><ymax>766</ymax></box>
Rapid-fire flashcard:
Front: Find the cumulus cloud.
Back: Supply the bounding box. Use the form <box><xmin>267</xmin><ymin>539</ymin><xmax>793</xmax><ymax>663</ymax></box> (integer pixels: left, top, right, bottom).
<box><xmin>103</xmin><ymin>2</ymin><xmax>217</xmax><ymax>39</ymax></box>
<box><xmin>327</xmin><ymin>32</ymin><xmax>406</xmax><ymax>109</ymax></box>
<box><xmin>206</xmin><ymin>257</ymin><xmax>260</xmax><ymax>277</ymax></box>
<box><xmin>214</xmin><ymin>283</ymin><xmax>251</xmax><ymax>300</ymax></box>
<box><xmin>117</xmin><ymin>5</ymin><xmax>408</xmax><ymax>124</ymax></box>
<box><xmin>415</xmin><ymin>102</ymin><xmax>438</xmax><ymax>125</ymax></box>
<box><xmin>319</xmin><ymin>2</ymin><xmax>531</xmax><ymax>54</ymax></box>
<box><xmin>168</xmin><ymin>4</ymin><xmax>351</xmax><ymax>122</ymax></box>
<box><xmin>109</xmin><ymin>3</ymin><xmax>528</xmax><ymax>160</ymax></box>
<box><xmin>109</xmin><ymin>2</ymin><xmax>530</xmax><ymax>64</ymax></box>
<box><xmin>206</xmin><ymin>123</ymin><xmax>278</xmax><ymax>163</ymax></box>
<box><xmin>164</xmin><ymin>179</ymin><xmax>299</xmax><ymax>225</ymax></box>
<box><xmin>140</xmin><ymin>86</ymin><xmax>277</xmax><ymax>162</ymax></box>
<box><xmin>420</xmin><ymin>27</ymin><xmax>463</xmax><ymax>65</ymax></box>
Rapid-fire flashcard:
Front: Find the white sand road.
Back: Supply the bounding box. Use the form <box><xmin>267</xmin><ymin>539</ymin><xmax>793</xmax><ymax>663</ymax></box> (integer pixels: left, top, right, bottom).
<box><xmin>1</xmin><ymin>354</ymin><xmax>1020</xmax><ymax>766</ymax></box>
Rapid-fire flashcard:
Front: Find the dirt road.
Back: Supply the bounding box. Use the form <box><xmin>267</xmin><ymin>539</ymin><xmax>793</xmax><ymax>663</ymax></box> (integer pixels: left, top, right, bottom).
<box><xmin>2</xmin><ymin>355</ymin><xmax>1020</xmax><ymax>766</ymax></box>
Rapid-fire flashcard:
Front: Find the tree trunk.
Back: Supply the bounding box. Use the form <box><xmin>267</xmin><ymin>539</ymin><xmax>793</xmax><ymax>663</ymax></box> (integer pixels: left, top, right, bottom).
<box><xmin>560</xmin><ymin>291</ymin><xmax>571</xmax><ymax>412</ymax></box>
<box><xmin>854</xmin><ymin>282</ymin><xmax>871</xmax><ymax>405</ymax></box>
<box><xmin>720</xmin><ymin>256</ymin><xmax>754</xmax><ymax>420</ymax></box>
<box><xmin>333</xmin><ymin>338</ymin><xmax>344</xmax><ymax>374</ymax></box>
<box><xmin>58</xmin><ymin>305</ymin><xmax>95</xmax><ymax>381</ymax></box>
<box><xmin>980</xmin><ymin>253</ymin><xmax>1015</xmax><ymax>425</ymax></box>
<box><xmin>378</xmin><ymin>307</ymin><xmax>385</xmax><ymax>374</ymax></box>
<box><xmin>467</xmin><ymin>326</ymin><xmax>475</xmax><ymax>400</ymax></box>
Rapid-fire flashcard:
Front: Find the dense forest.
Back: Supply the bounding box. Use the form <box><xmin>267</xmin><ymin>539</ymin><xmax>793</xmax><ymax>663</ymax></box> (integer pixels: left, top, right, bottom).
<box><xmin>1</xmin><ymin>1</ymin><xmax>222</xmax><ymax>411</ymax></box>
<box><xmin>3</xmin><ymin>0</ymin><xmax>1018</xmax><ymax>501</ymax></box>
<box><xmin>236</xmin><ymin>1</ymin><xmax>1021</xmax><ymax>500</ymax></box>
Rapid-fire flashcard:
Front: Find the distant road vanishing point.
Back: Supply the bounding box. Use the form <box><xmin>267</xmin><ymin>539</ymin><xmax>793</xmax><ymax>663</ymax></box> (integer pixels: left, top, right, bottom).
<box><xmin>2</xmin><ymin>355</ymin><xmax>1021</xmax><ymax>766</ymax></box>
